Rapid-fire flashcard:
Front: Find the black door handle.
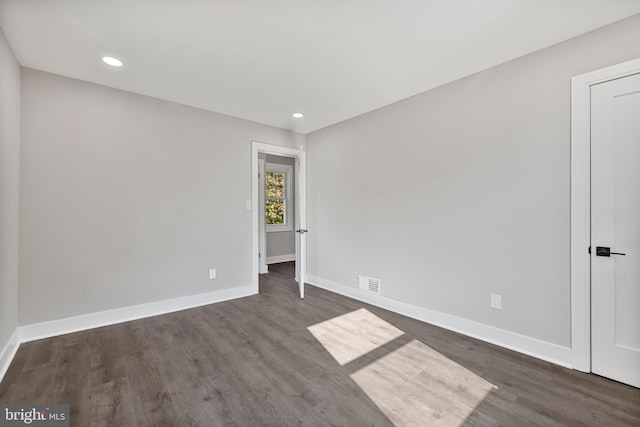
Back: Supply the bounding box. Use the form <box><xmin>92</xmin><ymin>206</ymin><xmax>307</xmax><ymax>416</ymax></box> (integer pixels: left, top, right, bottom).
<box><xmin>596</xmin><ymin>246</ymin><xmax>626</xmax><ymax>257</ymax></box>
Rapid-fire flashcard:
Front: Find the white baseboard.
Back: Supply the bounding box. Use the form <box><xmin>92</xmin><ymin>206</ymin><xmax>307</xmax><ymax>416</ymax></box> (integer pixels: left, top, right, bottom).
<box><xmin>306</xmin><ymin>275</ymin><xmax>572</xmax><ymax>368</ymax></box>
<box><xmin>266</xmin><ymin>254</ymin><xmax>295</xmax><ymax>265</ymax></box>
<box><xmin>0</xmin><ymin>328</ymin><xmax>20</xmax><ymax>384</ymax></box>
<box><xmin>19</xmin><ymin>284</ymin><xmax>256</xmax><ymax>343</ymax></box>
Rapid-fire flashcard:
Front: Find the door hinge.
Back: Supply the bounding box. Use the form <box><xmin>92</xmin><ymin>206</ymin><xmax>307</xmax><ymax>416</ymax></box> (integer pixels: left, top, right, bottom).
<box><xmin>588</xmin><ymin>246</ymin><xmax>591</xmax><ymax>254</ymax></box>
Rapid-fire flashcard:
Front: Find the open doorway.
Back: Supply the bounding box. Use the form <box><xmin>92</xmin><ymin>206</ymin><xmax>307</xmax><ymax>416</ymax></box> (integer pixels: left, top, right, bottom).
<box><xmin>251</xmin><ymin>142</ymin><xmax>307</xmax><ymax>299</ymax></box>
<box><xmin>258</xmin><ymin>153</ymin><xmax>297</xmax><ymax>272</ymax></box>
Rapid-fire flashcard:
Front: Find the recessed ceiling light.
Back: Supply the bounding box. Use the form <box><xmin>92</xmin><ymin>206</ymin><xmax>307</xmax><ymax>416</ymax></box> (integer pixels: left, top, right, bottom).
<box><xmin>292</xmin><ymin>113</ymin><xmax>304</xmax><ymax>118</ymax></box>
<box><xmin>101</xmin><ymin>56</ymin><xmax>123</xmax><ymax>67</ymax></box>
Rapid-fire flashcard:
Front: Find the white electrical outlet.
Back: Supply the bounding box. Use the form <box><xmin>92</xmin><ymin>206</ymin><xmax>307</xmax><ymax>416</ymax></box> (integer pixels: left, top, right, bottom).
<box><xmin>491</xmin><ymin>293</ymin><xmax>502</xmax><ymax>310</ymax></box>
<box><xmin>209</xmin><ymin>268</ymin><xmax>217</xmax><ymax>279</ymax></box>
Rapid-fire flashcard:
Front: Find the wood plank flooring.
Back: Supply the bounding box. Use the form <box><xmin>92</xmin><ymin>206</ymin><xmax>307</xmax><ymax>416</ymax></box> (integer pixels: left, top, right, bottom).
<box><xmin>1</xmin><ymin>262</ymin><xmax>639</xmax><ymax>426</ymax></box>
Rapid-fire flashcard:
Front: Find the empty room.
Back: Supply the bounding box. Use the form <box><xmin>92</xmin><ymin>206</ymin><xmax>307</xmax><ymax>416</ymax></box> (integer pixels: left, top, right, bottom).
<box><xmin>1</xmin><ymin>1</ymin><xmax>640</xmax><ymax>425</ymax></box>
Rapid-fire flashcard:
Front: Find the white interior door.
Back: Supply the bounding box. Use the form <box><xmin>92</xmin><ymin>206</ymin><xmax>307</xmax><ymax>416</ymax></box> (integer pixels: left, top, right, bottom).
<box><xmin>591</xmin><ymin>72</ymin><xmax>640</xmax><ymax>388</ymax></box>
<box><xmin>295</xmin><ymin>147</ymin><xmax>307</xmax><ymax>299</ymax></box>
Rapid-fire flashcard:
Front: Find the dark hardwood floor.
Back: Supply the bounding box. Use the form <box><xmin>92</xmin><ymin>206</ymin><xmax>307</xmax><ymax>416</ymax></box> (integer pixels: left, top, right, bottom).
<box><xmin>1</xmin><ymin>262</ymin><xmax>638</xmax><ymax>426</ymax></box>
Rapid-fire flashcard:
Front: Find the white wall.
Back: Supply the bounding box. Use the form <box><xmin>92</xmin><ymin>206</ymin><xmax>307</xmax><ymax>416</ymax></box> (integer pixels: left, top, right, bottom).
<box><xmin>0</xmin><ymin>28</ymin><xmax>20</xmax><ymax>358</ymax></box>
<box><xmin>306</xmin><ymin>14</ymin><xmax>640</xmax><ymax>348</ymax></box>
<box><xmin>265</xmin><ymin>154</ymin><xmax>296</xmax><ymax>260</ymax></box>
<box><xmin>19</xmin><ymin>69</ymin><xmax>303</xmax><ymax>325</ymax></box>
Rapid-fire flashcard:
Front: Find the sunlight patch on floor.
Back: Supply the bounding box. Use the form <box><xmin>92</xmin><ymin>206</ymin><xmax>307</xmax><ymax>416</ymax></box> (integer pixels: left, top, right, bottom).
<box><xmin>350</xmin><ymin>339</ymin><xmax>496</xmax><ymax>426</ymax></box>
<box><xmin>307</xmin><ymin>308</ymin><xmax>404</xmax><ymax>365</ymax></box>
<box><xmin>309</xmin><ymin>309</ymin><xmax>496</xmax><ymax>425</ymax></box>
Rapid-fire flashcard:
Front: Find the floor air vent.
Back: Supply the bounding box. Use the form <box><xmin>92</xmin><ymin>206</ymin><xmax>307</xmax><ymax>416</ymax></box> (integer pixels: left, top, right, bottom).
<box><xmin>358</xmin><ymin>274</ymin><xmax>381</xmax><ymax>295</ymax></box>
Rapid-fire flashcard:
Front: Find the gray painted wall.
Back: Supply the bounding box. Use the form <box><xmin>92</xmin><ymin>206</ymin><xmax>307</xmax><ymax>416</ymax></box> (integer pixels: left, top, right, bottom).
<box><xmin>265</xmin><ymin>154</ymin><xmax>296</xmax><ymax>259</ymax></box>
<box><xmin>0</xmin><ymin>28</ymin><xmax>20</xmax><ymax>352</ymax></box>
<box><xmin>306</xmin><ymin>14</ymin><xmax>640</xmax><ymax>348</ymax></box>
<box><xmin>19</xmin><ymin>69</ymin><xmax>303</xmax><ymax>325</ymax></box>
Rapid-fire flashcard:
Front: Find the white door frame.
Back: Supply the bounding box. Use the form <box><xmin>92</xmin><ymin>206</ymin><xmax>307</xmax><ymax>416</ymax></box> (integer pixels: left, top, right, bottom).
<box><xmin>570</xmin><ymin>57</ymin><xmax>640</xmax><ymax>372</ymax></box>
<box><xmin>258</xmin><ymin>158</ymin><xmax>268</xmax><ymax>274</ymax></box>
<box><xmin>251</xmin><ymin>141</ymin><xmax>306</xmax><ymax>293</ymax></box>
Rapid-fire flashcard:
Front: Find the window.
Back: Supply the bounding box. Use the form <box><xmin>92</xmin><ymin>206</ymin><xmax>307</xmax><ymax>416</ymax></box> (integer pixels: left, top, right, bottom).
<box><xmin>265</xmin><ymin>163</ymin><xmax>292</xmax><ymax>232</ymax></box>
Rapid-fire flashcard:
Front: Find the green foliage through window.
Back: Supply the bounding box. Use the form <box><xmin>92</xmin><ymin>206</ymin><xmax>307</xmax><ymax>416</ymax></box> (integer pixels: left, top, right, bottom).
<box><xmin>266</xmin><ymin>172</ymin><xmax>286</xmax><ymax>225</ymax></box>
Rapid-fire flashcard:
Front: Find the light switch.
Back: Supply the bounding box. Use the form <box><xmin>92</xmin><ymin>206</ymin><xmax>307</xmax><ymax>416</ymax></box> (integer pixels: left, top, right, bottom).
<box><xmin>490</xmin><ymin>293</ymin><xmax>502</xmax><ymax>310</ymax></box>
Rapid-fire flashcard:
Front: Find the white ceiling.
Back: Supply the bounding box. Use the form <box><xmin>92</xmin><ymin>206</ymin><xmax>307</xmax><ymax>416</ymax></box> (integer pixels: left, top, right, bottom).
<box><xmin>1</xmin><ymin>1</ymin><xmax>640</xmax><ymax>134</ymax></box>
